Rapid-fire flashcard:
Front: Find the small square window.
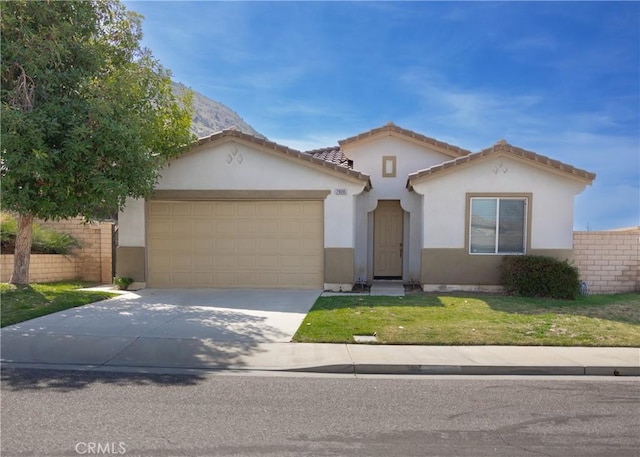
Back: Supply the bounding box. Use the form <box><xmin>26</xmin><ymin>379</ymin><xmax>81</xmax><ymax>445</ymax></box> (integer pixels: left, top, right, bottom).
<box><xmin>382</xmin><ymin>156</ymin><xmax>396</xmax><ymax>177</ymax></box>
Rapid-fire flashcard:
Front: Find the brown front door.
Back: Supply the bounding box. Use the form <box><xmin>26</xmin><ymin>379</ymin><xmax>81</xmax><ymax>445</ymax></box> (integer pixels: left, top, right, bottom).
<box><xmin>373</xmin><ymin>200</ymin><xmax>403</xmax><ymax>278</ymax></box>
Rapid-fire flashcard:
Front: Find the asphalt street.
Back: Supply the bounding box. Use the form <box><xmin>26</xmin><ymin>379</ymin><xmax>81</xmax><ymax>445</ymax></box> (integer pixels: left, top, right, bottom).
<box><xmin>1</xmin><ymin>369</ymin><xmax>638</xmax><ymax>457</ymax></box>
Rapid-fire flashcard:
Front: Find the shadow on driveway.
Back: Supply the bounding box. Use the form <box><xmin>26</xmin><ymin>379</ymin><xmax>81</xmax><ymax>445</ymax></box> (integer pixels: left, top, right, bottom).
<box><xmin>1</xmin><ymin>288</ymin><xmax>321</xmax><ymax>375</ymax></box>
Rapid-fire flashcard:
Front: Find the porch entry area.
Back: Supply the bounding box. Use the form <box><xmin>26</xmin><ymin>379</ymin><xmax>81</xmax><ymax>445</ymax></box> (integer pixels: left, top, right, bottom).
<box><xmin>373</xmin><ymin>200</ymin><xmax>404</xmax><ymax>279</ymax></box>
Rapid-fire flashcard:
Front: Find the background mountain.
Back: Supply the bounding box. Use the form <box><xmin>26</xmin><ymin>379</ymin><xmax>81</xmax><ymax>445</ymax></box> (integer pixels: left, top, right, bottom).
<box><xmin>173</xmin><ymin>82</ymin><xmax>265</xmax><ymax>139</ymax></box>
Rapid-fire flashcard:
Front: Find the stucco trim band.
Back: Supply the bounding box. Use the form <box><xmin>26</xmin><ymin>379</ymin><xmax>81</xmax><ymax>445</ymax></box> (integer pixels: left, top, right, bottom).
<box><xmin>151</xmin><ymin>190</ymin><xmax>331</xmax><ymax>201</ymax></box>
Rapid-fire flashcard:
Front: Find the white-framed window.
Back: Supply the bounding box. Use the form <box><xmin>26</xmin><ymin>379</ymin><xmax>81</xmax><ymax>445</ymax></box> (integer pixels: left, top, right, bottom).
<box><xmin>469</xmin><ymin>197</ymin><xmax>527</xmax><ymax>254</ymax></box>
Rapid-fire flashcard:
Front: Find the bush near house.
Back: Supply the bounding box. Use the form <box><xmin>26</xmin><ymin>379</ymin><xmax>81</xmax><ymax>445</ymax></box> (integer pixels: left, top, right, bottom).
<box><xmin>0</xmin><ymin>213</ymin><xmax>80</xmax><ymax>255</ymax></box>
<box><xmin>500</xmin><ymin>255</ymin><xmax>581</xmax><ymax>300</ymax></box>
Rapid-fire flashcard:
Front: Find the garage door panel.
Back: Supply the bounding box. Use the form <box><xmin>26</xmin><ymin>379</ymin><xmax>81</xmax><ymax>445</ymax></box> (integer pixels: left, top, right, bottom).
<box><xmin>280</xmin><ymin>255</ymin><xmax>301</xmax><ymax>268</ymax></box>
<box><xmin>237</xmin><ymin>203</ymin><xmax>257</xmax><ymax>217</ymax></box>
<box><xmin>169</xmin><ymin>239</ymin><xmax>192</xmax><ymax>252</ymax></box>
<box><xmin>194</xmin><ymin>238</ymin><xmax>214</xmax><ymax>250</ymax></box>
<box><xmin>215</xmin><ymin>255</ymin><xmax>237</xmax><ymax>267</ymax></box>
<box><xmin>193</xmin><ymin>255</ymin><xmax>213</xmax><ymax>268</ymax></box>
<box><xmin>171</xmin><ymin>203</ymin><xmax>192</xmax><ymax>217</ymax></box>
<box><xmin>149</xmin><ymin>220</ymin><xmax>172</xmax><ymax>236</ymax></box>
<box><xmin>172</xmin><ymin>254</ymin><xmax>192</xmax><ymax>269</ymax></box>
<box><xmin>148</xmin><ymin>200</ymin><xmax>323</xmax><ymax>289</ymax></box>
<box><xmin>149</xmin><ymin>252</ymin><xmax>172</xmax><ymax>268</ymax></box>
<box><xmin>172</xmin><ymin>220</ymin><xmax>192</xmax><ymax>237</ymax></box>
<box><xmin>148</xmin><ymin>271</ymin><xmax>172</xmax><ymax>285</ymax></box>
<box><xmin>237</xmin><ymin>239</ymin><xmax>257</xmax><ymax>252</ymax></box>
<box><xmin>192</xmin><ymin>202</ymin><xmax>214</xmax><ymax>217</ymax></box>
<box><xmin>301</xmin><ymin>255</ymin><xmax>323</xmax><ymax>268</ymax></box>
<box><xmin>214</xmin><ymin>271</ymin><xmax>237</xmax><ymax>285</ymax></box>
<box><xmin>237</xmin><ymin>255</ymin><xmax>257</xmax><ymax>268</ymax></box>
<box><xmin>216</xmin><ymin>220</ymin><xmax>237</xmax><ymax>236</ymax></box>
<box><xmin>257</xmin><ymin>239</ymin><xmax>279</xmax><ymax>252</ymax></box>
<box><xmin>214</xmin><ymin>202</ymin><xmax>236</xmax><ymax>217</ymax></box>
<box><xmin>172</xmin><ymin>272</ymin><xmax>193</xmax><ymax>287</ymax></box>
<box><xmin>279</xmin><ymin>239</ymin><xmax>300</xmax><ymax>252</ymax></box>
<box><xmin>151</xmin><ymin>202</ymin><xmax>172</xmax><ymax>216</ymax></box>
<box><xmin>193</xmin><ymin>272</ymin><xmax>214</xmax><ymax>287</ymax></box>
<box><xmin>257</xmin><ymin>255</ymin><xmax>278</xmax><ymax>267</ymax></box>
<box><xmin>257</xmin><ymin>272</ymin><xmax>279</xmax><ymax>286</ymax></box>
<box><xmin>258</xmin><ymin>219</ymin><xmax>279</xmax><ymax>234</ymax></box>
<box><xmin>193</xmin><ymin>221</ymin><xmax>213</xmax><ymax>236</ymax></box>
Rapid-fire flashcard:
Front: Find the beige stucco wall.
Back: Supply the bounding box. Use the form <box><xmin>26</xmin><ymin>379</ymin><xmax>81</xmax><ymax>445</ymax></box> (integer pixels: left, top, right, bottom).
<box><xmin>1</xmin><ymin>217</ymin><xmax>113</xmax><ymax>283</ymax></box>
<box><xmin>573</xmin><ymin>228</ymin><xmax>639</xmax><ymax>294</ymax></box>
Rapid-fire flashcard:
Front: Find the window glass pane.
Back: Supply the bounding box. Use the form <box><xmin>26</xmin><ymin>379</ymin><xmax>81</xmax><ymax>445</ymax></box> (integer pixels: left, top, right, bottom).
<box><xmin>498</xmin><ymin>199</ymin><xmax>525</xmax><ymax>253</ymax></box>
<box><xmin>470</xmin><ymin>199</ymin><xmax>497</xmax><ymax>253</ymax></box>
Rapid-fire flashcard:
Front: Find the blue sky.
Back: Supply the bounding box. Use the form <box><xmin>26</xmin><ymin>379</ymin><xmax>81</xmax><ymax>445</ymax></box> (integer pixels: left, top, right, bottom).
<box><xmin>127</xmin><ymin>1</ymin><xmax>639</xmax><ymax>230</ymax></box>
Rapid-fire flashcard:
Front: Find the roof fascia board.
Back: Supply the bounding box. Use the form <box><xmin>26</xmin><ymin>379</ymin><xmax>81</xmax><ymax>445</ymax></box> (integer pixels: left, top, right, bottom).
<box><xmin>408</xmin><ymin>149</ymin><xmax>595</xmax><ymax>189</ymax></box>
<box><xmin>339</xmin><ymin>124</ymin><xmax>471</xmax><ymax>159</ymax></box>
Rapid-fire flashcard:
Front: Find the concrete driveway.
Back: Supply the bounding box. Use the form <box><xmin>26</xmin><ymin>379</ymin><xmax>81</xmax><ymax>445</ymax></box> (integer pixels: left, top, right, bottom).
<box><xmin>0</xmin><ymin>288</ymin><xmax>321</xmax><ymax>370</ymax></box>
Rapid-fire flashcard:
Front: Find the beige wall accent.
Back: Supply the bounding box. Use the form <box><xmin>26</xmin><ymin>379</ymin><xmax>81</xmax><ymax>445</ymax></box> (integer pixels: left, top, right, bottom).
<box><xmin>116</xmin><ymin>246</ymin><xmax>146</xmax><ymax>282</ymax></box>
<box><xmin>151</xmin><ymin>190</ymin><xmax>331</xmax><ymax>201</ymax></box>
<box><xmin>573</xmin><ymin>229</ymin><xmax>639</xmax><ymax>294</ymax></box>
<box><xmin>324</xmin><ymin>248</ymin><xmax>354</xmax><ymax>284</ymax></box>
<box><xmin>421</xmin><ymin>248</ymin><xmax>573</xmax><ymax>285</ymax></box>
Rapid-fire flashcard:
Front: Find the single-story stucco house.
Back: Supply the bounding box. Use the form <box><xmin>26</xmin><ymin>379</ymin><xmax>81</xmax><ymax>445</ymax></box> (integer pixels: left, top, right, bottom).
<box><xmin>116</xmin><ymin>122</ymin><xmax>595</xmax><ymax>291</ymax></box>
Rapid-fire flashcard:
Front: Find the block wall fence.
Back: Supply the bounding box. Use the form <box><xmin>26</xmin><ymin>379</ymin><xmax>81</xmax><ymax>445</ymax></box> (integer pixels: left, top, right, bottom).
<box><xmin>1</xmin><ymin>217</ymin><xmax>113</xmax><ymax>284</ymax></box>
<box><xmin>573</xmin><ymin>228</ymin><xmax>639</xmax><ymax>294</ymax></box>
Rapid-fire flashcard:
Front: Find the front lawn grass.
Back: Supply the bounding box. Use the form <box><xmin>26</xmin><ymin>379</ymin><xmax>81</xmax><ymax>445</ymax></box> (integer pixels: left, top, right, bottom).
<box><xmin>0</xmin><ymin>282</ymin><xmax>118</xmax><ymax>327</ymax></box>
<box><xmin>293</xmin><ymin>293</ymin><xmax>640</xmax><ymax>346</ymax></box>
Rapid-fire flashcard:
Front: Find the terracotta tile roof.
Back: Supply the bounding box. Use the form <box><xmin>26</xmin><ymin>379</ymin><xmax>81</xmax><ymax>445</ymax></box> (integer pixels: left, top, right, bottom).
<box><xmin>338</xmin><ymin>122</ymin><xmax>472</xmax><ymax>158</ymax></box>
<box><xmin>195</xmin><ymin>128</ymin><xmax>371</xmax><ymax>189</ymax></box>
<box><xmin>407</xmin><ymin>139</ymin><xmax>596</xmax><ymax>188</ymax></box>
<box><xmin>305</xmin><ymin>146</ymin><xmax>352</xmax><ymax>168</ymax></box>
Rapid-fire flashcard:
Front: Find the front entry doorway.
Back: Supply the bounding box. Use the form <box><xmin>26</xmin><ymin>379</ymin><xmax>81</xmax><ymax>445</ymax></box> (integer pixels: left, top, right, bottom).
<box><xmin>373</xmin><ymin>200</ymin><xmax>403</xmax><ymax>278</ymax></box>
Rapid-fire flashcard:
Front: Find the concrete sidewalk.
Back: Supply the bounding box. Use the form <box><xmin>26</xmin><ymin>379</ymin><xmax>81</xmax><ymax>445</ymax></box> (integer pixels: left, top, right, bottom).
<box><xmin>2</xmin><ymin>339</ymin><xmax>638</xmax><ymax>376</ymax></box>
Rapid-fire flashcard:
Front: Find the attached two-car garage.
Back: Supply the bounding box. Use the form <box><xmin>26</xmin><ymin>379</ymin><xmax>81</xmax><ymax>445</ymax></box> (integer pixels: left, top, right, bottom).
<box><xmin>147</xmin><ymin>200</ymin><xmax>324</xmax><ymax>289</ymax></box>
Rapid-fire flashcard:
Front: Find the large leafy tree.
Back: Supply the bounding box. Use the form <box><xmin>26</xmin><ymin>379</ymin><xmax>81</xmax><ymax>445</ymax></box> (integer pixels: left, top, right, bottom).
<box><xmin>1</xmin><ymin>0</ymin><xmax>195</xmax><ymax>284</ymax></box>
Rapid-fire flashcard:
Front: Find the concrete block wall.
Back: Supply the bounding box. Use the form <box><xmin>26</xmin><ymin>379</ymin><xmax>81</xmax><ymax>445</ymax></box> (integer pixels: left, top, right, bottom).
<box><xmin>573</xmin><ymin>228</ymin><xmax>640</xmax><ymax>294</ymax></box>
<box><xmin>0</xmin><ymin>255</ymin><xmax>77</xmax><ymax>283</ymax></box>
<box><xmin>1</xmin><ymin>217</ymin><xmax>113</xmax><ymax>284</ymax></box>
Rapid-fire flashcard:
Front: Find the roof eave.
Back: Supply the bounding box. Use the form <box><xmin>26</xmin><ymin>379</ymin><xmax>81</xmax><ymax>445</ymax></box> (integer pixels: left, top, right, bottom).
<box><xmin>406</xmin><ymin>143</ymin><xmax>596</xmax><ymax>188</ymax></box>
<box><xmin>192</xmin><ymin>129</ymin><xmax>372</xmax><ymax>188</ymax></box>
<box><xmin>338</xmin><ymin>122</ymin><xmax>472</xmax><ymax>159</ymax></box>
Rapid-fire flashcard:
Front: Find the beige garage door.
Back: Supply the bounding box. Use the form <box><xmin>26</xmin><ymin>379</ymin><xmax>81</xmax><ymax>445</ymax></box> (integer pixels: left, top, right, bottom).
<box><xmin>147</xmin><ymin>200</ymin><xmax>324</xmax><ymax>289</ymax></box>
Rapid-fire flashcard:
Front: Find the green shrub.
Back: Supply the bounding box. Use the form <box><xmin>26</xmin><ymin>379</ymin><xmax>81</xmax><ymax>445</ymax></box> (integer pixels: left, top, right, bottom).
<box><xmin>113</xmin><ymin>277</ymin><xmax>134</xmax><ymax>290</ymax></box>
<box><xmin>0</xmin><ymin>214</ymin><xmax>18</xmax><ymax>246</ymax></box>
<box><xmin>1</xmin><ymin>213</ymin><xmax>81</xmax><ymax>255</ymax></box>
<box><xmin>500</xmin><ymin>255</ymin><xmax>580</xmax><ymax>300</ymax></box>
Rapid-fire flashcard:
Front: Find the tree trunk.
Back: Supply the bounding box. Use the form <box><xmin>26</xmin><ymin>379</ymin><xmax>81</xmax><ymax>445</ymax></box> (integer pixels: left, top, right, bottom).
<box><xmin>10</xmin><ymin>213</ymin><xmax>34</xmax><ymax>285</ymax></box>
